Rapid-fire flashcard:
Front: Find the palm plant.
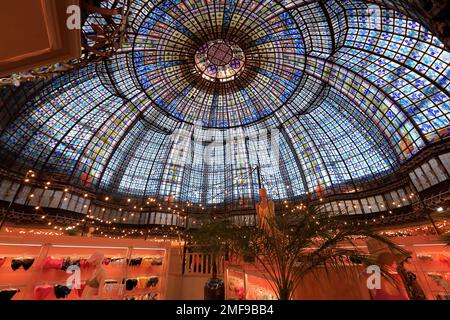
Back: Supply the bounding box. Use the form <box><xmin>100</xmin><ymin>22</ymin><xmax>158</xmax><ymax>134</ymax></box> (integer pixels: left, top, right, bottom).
<box><xmin>188</xmin><ymin>218</ymin><xmax>234</xmax><ymax>279</ymax></box>
<box><xmin>189</xmin><ymin>207</ymin><xmax>408</xmax><ymax>300</ymax></box>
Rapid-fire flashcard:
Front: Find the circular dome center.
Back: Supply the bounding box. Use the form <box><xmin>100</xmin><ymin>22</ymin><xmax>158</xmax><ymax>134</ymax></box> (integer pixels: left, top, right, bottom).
<box><xmin>195</xmin><ymin>40</ymin><xmax>246</xmax><ymax>83</ymax></box>
<box><xmin>207</xmin><ymin>43</ymin><xmax>233</xmax><ymax>66</ymax></box>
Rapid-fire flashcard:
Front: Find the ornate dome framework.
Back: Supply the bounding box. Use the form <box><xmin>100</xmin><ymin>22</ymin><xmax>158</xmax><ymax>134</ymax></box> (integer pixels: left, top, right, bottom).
<box><xmin>0</xmin><ymin>0</ymin><xmax>449</xmax><ymax>207</ymax></box>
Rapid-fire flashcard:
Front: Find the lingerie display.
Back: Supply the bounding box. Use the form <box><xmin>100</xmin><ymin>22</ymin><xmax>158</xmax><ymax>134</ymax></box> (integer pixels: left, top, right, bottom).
<box><xmin>34</xmin><ymin>285</ymin><xmax>53</xmax><ymax>300</ymax></box>
<box><xmin>0</xmin><ymin>289</ymin><xmax>20</xmax><ymax>300</ymax></box>
<box><xmin>11</xmin><ymin>258</ymin><xmax>35</xmax><ymax>271</ymax></box>
<box><xmin>128</xmin><ymin>258</ymin><xmax>143</xmax><ymax>267</ymax></box>
<box><xmin>125</xmin><ymin>276</ymin><xmax>159</xmax><ymax>291</ymax></box>
<box><xmin>54</xmin><ymin>285</ymin><xmax>72</xmax><ymax>299</ymax></box>
<box><xmin>125</xmin><ymin>278</ymin><xmax>138</xmax><ymax>291</ymax></box>
<box><xmin>0</xmin><ymin>250</ymin><xmax>165</xmax><ymax>300</ymax></box>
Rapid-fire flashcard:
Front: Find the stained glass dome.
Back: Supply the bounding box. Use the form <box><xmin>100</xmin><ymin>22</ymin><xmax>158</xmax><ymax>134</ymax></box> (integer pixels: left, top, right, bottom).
<box><xmin>1</xmin><ymin>0</ymin><xmax>450</xmax><ymax>206</ymax></box>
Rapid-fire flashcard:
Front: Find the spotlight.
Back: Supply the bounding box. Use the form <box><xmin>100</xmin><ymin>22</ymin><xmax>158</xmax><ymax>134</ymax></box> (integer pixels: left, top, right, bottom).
<box><xmin>437</xmin><ymin>207</ymin><xmax>444</xmax><ymax>213</ymax></box>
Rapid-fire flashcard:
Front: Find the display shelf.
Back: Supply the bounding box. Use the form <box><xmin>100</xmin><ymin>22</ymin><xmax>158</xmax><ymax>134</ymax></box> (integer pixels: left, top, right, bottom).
<box><xmin>0</xmin><ymin>235</ymin><xmax>170</xmax><ymax>300</ymax></box>
<box><xmin>406</xmin><ymin>244</ymin><xmax>450</xmax><ymax>300</ymax></box>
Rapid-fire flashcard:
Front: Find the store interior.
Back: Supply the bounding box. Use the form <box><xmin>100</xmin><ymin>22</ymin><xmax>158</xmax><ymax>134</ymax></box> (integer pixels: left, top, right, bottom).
<box><xmin>0</xmin><ymin>0</ymin><xmax>449</xmax><ymax>301</ymax></box>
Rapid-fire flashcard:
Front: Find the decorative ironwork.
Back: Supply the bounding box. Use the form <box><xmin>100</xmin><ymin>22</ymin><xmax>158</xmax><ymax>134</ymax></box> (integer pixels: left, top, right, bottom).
<box><xmin>0</xmin><ymin>0</ymin><xmax>131</xmax><ymax>88</ymax></box>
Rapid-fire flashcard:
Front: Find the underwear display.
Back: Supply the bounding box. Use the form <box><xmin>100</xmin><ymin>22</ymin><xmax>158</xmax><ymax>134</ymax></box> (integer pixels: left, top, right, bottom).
<box><xmin>104</xmin><ymin>280</ymin><xmax>119</xmax><ymax>295</ymax></box>
<box><xmin>70</xmin><ymin>259</ymin><xmax>81</xmax><ymax>267</ymax></box>
<box><xmin>137</xmin><ymin>276</ymin><xmax>149</xmax><ymax>289</ymax></box>
<box><xmin>34</xmin><ymin>285</ymin><xmax>53</xmax><ymax>300</ymax></box>
<box><xmin>61</xmin><ymin>258</ymin><xmax>72</xmax><ymax>271</ymax></box>
<box><xmin>111</xmin><ymin>258</ymin><xmax>125</xmax><ymax>266</ymax></box>
<box><xmin>0</xmin><ymin>289</ymin><xmax>20</xmax><ymax>300</ymax></box>
<box><xmin>151</xmin><ymin>257</ymin><xmax>163</xmax><ymax>266</ymax></box>
<box><xmin>128</xmin><ymin>258</ymin><xmax>143</xmax><ymax>267</ymax></box>
<box><xmin>54</xmin><ymin>285</ymin><xmax>72</xmax><ymax>299</ymax></box>
<box><xmin>125</xmin><ymin>278</ymin><xmax>138</xmax><ymax>291</ymax></box>
<box><xmin>79</xmin><ymin>259</ymin><xmax>91</xmax><ymax>269</ymax></box>
<box><xmin>147</xmin><ymin>276</ymin><xmax>159</xmax><ymax>288</ymax></box>
<box><xmin>42</xmin><ymin>257</ymin><xmax>63</xmax><ymax>270</ymax></box>
<box><xmin>11</xmin><ymin>258</ymin><xmax>35</xmax><ymax>271</ymax></box>
<box><xmin>142</xmin><ymin>257</ymin><xmax>154</xmax><ymax>267</ymax></box>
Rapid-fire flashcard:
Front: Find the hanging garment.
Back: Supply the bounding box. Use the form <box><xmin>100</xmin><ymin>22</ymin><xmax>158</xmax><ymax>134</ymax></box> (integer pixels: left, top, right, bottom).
<box><xmin>54</xmin><ymin>285</ymin><xmax>72</xmax><ymax>299</ymax></box>
<box><xmin>103</xmin><ymin>280</ymin><xmax>118</xmax><ymax>295</ymax></box>
<box><xmin>61</xmin><ymin>258</ymin><xmax>72</xmax><ymax>271</ymax></box>
<box><xmin>151</xmin><ymin>257</ymin><xmax>163</xmax><ymax>266</ymax></box>
<box><xmin>142</xmin><ymin>257</ymin><xmax>153</xmax><ymax>267</ymax></box>
<box><xmin>80</xmin><ymin>259</ymin><xmax>92</xmax><ymax>269</ymax></box>
<box><xmin>111</xmin><ymin>258</ymin><xmax>125</xmax><ymax>266</ymax></box>
<box><xmin>42</xmin><ymin>257</ymin><xmax>63</xmax><ymax>270</ymax></box>
<box><xmin>137</xmin><ymin>277</ymin><xmax>149</xmax><ymax>289</ymax></box>
<box><xmin>128</xmin><ymin>258</ymin><xmax>143</xmax><ymax>266</ymax></box>
<box><xmin>70</xmin><ymin>259</ymin><xmax>81</xmax><ymax>268</ymax></box>
<box><xmin>0</xmin><ymin>289</ymin><xmax>20</xmax><ymax>300</ymax></box>
<box><xmin>125</xmin><ymin>279</ymin><xmax>138</xmax><ymax>291</ymax></box>
<box><xmin>147</xmin><ymin>276</ymin><xmax>159</xmax><ymax>288</ymax></box>
<box><xmin>34</xmin><ymin>285</ymin><xmax>53</xmax><ymax>300</ymax></box>
<box><xmin>11</xmin><ymin>258</ymin><xmax>35</xmax><ymax>271</ymax></box>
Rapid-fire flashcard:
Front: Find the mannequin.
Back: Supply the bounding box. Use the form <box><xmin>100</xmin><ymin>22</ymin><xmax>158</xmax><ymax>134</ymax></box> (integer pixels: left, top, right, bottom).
<box><xmin>256</xmin><ymin>188</ymin><xmax>275</xmax><ymax>233</ymax></box>
<box><xmin>82</xmin><ymin>251</ymin><xmax>107</xmax><ymax>300</ymax></box>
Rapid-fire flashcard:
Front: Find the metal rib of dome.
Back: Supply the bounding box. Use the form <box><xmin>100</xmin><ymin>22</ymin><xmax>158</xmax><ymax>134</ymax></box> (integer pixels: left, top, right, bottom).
<box><xmin>0</xmin><ymin>0</ymin><xmax>449</xmax><ymax>207</ymax></box>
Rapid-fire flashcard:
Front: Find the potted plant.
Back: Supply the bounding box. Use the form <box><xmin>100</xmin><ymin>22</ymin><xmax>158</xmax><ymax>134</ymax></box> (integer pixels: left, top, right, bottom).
<box><xmin>188</xmin><ymin>218</ymin><xmax>233</xmax><ymax>300</ymax></box>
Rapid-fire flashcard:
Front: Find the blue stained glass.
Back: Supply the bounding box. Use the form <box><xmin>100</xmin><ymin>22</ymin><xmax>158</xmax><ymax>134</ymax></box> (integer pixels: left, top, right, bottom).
<box><xmin>0</xmin><ymin>0</ymin><xmax>449</xmax><ymax>206</ymax></box>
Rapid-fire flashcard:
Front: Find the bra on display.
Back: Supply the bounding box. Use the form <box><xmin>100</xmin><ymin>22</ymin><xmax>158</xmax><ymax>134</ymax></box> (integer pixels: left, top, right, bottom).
<box><xmin>54</xmin><ymin>285</ymin><xmax>71</xmax><ymax>299</ymax></box>
<box><xmin>11</xmin><ymin>258</ymin><xmax>35</xmax><ymax>271</ymax></box>
<box><xmin>128</xmin><ymin>258</ymin><xmax>143</xmax><ymax>266</ymax></box>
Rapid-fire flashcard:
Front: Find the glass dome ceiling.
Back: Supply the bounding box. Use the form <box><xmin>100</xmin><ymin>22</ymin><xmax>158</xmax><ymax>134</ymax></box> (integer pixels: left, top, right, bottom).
<box><xmin>1</xmin><ymin>0</ymin><xmax>450</xmax><ymax>206</ymax></box>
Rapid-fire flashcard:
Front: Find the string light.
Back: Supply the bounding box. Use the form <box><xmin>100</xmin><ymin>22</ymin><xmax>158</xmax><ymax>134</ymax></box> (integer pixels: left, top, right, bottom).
<box><xmin>6</xmin><ymin>168</ymin><xmax>446</xmax><ymax>242</ymax></box>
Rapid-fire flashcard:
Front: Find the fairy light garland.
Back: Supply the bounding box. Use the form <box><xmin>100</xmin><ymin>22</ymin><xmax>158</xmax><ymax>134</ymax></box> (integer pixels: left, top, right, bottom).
<box><xmin>2</xmin><ymin>169</ymin><xmax>448</xmax><ymax>240</ymax></box>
